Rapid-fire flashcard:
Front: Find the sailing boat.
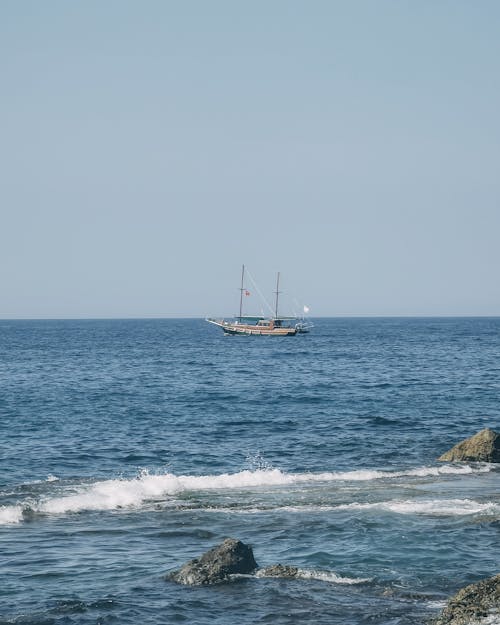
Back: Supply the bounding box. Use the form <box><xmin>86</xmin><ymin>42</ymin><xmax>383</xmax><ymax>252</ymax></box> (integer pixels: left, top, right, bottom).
<box><xmin>206</xmin><ymin>265</ymin><xmax>312</xmax><ymax>336</ymax></box>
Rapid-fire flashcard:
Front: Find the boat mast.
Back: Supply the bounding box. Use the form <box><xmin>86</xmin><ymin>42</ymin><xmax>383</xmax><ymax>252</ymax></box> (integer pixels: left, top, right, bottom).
<box><xmin>239</xmin><ymin>264</ymin><xmax>245</xmax><ymax>319</ymax></box>
<box><xmin>274</xmin><ymin>271</ymin><xmax>281</xmax><ymax>319</ymax></box>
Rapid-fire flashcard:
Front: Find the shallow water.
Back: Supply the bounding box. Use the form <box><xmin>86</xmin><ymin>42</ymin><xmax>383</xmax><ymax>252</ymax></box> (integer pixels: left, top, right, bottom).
<box><xmin>0</xmin><ymin>318</ymin><xmax>499</xmax><ymax>624</ymax></box>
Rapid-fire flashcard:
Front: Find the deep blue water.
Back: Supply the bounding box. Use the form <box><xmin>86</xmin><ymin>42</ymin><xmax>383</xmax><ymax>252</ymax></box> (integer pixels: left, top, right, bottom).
<box><xmin>0</xmin><ymin>318</ymin><xmax>499</xmax><ymax>624</ymax></box>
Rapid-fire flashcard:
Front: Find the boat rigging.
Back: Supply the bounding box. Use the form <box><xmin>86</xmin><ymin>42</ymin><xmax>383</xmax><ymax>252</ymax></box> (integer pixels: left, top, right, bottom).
<box><xmin>206</xmin><ymin>265</ymin><xmax>313</xmax><ymax>336</ymax></box>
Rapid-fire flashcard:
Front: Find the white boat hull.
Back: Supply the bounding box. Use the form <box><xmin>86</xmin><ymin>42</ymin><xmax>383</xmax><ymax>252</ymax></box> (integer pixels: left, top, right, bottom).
<box><xmin>206</xmin><ymin>318</ymin><xmax>297</xmax><ymax>336</ymax></box>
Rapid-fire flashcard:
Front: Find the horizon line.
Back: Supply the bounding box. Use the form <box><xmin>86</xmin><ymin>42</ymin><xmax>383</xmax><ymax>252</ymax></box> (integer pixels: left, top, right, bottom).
<box><xmin>1</xmin><ymin>314</ymin><xmax>499</xmax><ymax>321</ymax></box>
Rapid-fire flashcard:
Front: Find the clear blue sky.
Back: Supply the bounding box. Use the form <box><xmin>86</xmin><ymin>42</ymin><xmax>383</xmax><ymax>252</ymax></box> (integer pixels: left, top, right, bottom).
<box><xmin>1</xmin><ymin>1</ymin><xmax>499</xmax><ymax>318</ymax></box>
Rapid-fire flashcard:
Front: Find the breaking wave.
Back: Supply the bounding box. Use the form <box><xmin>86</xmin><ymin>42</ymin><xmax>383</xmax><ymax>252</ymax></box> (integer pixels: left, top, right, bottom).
<box><xmin>0</xmin><ymin>505</ymin><xmax>24</xmax><ymax>525</ymax></box>
<box><xmin>0</xmin><ymin>464</ymin><xmax>494</xmax><ymax>525</ymax></box>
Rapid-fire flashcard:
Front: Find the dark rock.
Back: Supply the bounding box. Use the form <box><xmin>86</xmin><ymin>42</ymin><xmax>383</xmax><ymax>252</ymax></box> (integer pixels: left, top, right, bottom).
<box><xmin>433</xmin><ymin>573</ymin><xmax>500</xmax><ymax>625</ymax></box>
<box><xmin>168</xmin><ymin>538</ymin><xmax>258</xmax><ymax>585</ymax></box>
<box><xmin>438</xmin><ymin>428</ymin><xmax>500</xmax><ymax>463</ymax></box>
<box><xmin>257</xmin><ymin>564</ymin><xmax>299</xmax><ymax>578</ymax></box>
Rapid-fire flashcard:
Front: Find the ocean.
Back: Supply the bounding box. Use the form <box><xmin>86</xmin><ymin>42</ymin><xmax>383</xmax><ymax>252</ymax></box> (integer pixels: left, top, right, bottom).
<box><xmin>1</xmin><ymin>317</ymin><xmax>499</xmax><ymax>624</ymax></box>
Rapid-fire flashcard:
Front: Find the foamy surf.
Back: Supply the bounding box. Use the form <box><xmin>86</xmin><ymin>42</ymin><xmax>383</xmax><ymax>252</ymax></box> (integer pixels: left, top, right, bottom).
<box><xmin>0</xmin><ymin>464</ymin><xmax>494</xmax><ymax>525</ymax></box>
<box><xmin>306</xmin><ymin>463</ymin><xmax>492</xmax><ymax>482</ymax></box>
<box><xmin>0</xmin><ymin>505</ymin><xmax>24</xmax><ymax>525</ymax></box>
<box><xmin>337</xmin><ymin>498</ymin><xmax>500</xmax><ymax>516</ymax></box>
<box><xmin>184</xmin><ymin>498</ymin><xmax>500</xmax><ymax>518</ymax></box>
<box><xmin>255</xmin><ymin>568</ymin><xmax>372</xmax><ymax>584</ymax></box>
<box><xmin>295</xmin><ymin>569</ymin><xmax>372</xmax><ymax>584</ymax></box>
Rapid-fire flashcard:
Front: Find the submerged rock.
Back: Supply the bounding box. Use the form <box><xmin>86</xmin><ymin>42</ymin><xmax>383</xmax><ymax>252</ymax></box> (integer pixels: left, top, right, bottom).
<box><xmin>438</xmin><ymin>428</ymin><xmax>500</xmax><ymax>463</ymax></box>
<box><xmin>168</xmin><ymin>539</ymin><xmax>364</xmax><ymax>588</ymax></box>
<box><xmin>168</xmin><ymin>538</ymin><xmax>258</xmax><ymax>585</ymax></box>
<box><xmin>433</xmin><ymin>573</ymin><xmax>500</xmax><ymax>625</ymax></box>
<box><xmin>257</xmin><ymin>564</ymin><xmax>299</xmax><ymax>578</ymax></box>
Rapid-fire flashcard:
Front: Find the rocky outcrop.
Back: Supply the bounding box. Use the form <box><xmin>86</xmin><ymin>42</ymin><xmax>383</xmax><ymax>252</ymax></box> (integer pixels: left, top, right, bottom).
<box><xmin>168</xmin><ymin>538</ymin><xmax>258</xmax><ymax>585</ymax></box>
<box><xmin>433</xmin><ymin>573</ymin><xmax>500</xmax><ymax>625</ymax></box>
<box><xmin>168</xmin><ymin>539</ymin><xmax>360</xmax><ymax>587</ymax></box>
<box><xmin>257</xmin><ymin>564</ymin><xmax>299</xmax><ymax>578</ymax></box>
<box><xmin>438</xmin><ymin>428</ymin><xmax>500</xmax><ymax>463</ymax></box>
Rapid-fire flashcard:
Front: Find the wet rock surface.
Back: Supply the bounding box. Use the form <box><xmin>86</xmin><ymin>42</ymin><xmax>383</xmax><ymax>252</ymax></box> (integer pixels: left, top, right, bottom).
<box><xmin>438</xmin><ymin>428</ymin><xmax>500</xmax><ymax>463</ymax></box>
<box><xmin>257</xmin><ymin>564</ymin><xmax>300</xmax><ymax>578</ymax></box>
<box><xmin>433</xmin><ymin>573</ymin><xmax>500</xmax><ymax>625</ymax></box>
<box><xmin>168</xmin><ymin>538</ymin><xmax>258</xmax><ymax>585</ymax></box>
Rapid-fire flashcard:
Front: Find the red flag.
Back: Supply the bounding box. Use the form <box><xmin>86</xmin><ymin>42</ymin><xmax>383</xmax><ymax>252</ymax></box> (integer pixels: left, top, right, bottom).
<box><xmin>245</xmin><ymin>290</ymin><xmax>251</xmax><ymax>296</ymax></box>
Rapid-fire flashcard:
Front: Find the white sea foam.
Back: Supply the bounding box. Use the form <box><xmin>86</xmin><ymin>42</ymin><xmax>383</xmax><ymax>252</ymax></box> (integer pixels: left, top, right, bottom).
<box><xmin>0</xmin><ymin>505</ymin><xmax>24</xmax><ymax>524</ymax></box>
<box><xmin>0</xmin><ymin>464</ymin><xmax>494</xmax><ymax>524</ymax></box>
<box><xmin>255</xmin><ymin>567</ymin><xmax>371</xmax><ymax>584</ymax></box>
<box><xmin>337</xmin><ymin>498</ymin><xmax>500</xmax><ymax>516</ymax></box>
<box><xmin>294</xmin><ymin>568</ymin><xmax>372</xmax><ymax>584</ymax></box>
<box><xmin>426</xmin><ymin>600</ymin><xmax>448</xmax><ymax>609</ymax></box>
<box><xmin>306</xmin><ymin>464</ymin><xmax>491</xmax><ymax>482</ymax></box>
<box><xmin>191</xmin><ymin>498</ymin><xmax>500</xmax><ymax>518</ymax></box>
